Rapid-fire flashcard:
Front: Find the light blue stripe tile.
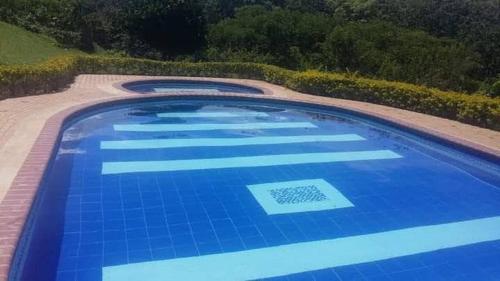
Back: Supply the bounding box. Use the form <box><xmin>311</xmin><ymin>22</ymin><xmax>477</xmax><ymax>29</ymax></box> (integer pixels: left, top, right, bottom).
<box><xmin>113</xmin><ymin>122</ymin><xmax>316</xmax><ymax>132</ymax></box>
<box><xmin>101</xmin><ymin>150</ymin><xmax>402</xmax><ymax>174</ymax></box>
<box><xmin>100</xmin><ymin>134</ymin><xmax>365</xmax><ymax>149</ymax></box>
<box><xmin>156</xmin><ymin>112</ymin><xmax>269</xmax><ymax>118</ymax></box>
<box><xmin>103</xmin><ymin>216</ymin><xmax>500</xmax><ymax>281</ymax></box>
<box><xmin>153</xmin><ymin>88</ymin><xmax>220</xmax><ymax>93</ymax></box>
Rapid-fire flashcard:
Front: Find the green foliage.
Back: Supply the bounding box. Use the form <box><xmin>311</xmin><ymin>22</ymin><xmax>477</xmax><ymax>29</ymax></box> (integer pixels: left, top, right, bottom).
<box><xmin>0</xmin><ymin>0</ymin><xmax>81</xmax><ymax>46</ymax></box>
<box><xmin>0</xmin><ymin>21</ymin><xmax>83</xmax><ymax>65</ymax></box>
<box><xmin>0</xmin><ymin>56</ymin><xmax>79</xmax><ymax>98</ymax></box>
<box><xmin>0</xmin><ymin>0</ymin><xmax>208</xmax><ymax>58</ymax></box>
<box><xmin>489</xmin><ymin>80</ymin><xmax>500</xmax><ymax>98</ymax></box>
<box><xmin>208</xmin><ymin>10</ymin><xmax>481</xmax><ymax>92</ymax></box>
<box><xmin>321</xmin><ymin>0</ymin><xmax>500</xmax><ymax>79</ymax></box>
<box><xmin>323</xmin><ymin>0</ymin><xmax>377</xmax><ymax>20</ymax></box>
<box><xmin>202</xmin><ymin>0</ymin><xmax>276</xmax><ymax>23</ymax></box>
<box><xmin>1</xmin><ymin>55</ymin><xmax>498</xmax><ymax>130</ymax></box>
<box><xmin>115</xmin><ymin>0</ymin><xmax>206</xmax><ymax>58</ymax></box>
<box><xmin>369</xmin><ymin>0</ymin><xmax>500</xmax><ymax>78</ymax></box>
<box><xmin>322</xmin><ymin>21</ymin><xmax>480</xmax><ymax>92</ymax></box>
<box><xmin>207</xmin><ymin>6</ymin><xmax>334</xmax><ymax>68</ymax></box>
<box><xmin>286</xmin><ymin>70</ymin><xmax>499</xmax><ymax>129</ymax></box>
<box><xmin>1</xmin><ymin>0</ymin><xmax>497</xmax><ymax>91</ymax></box>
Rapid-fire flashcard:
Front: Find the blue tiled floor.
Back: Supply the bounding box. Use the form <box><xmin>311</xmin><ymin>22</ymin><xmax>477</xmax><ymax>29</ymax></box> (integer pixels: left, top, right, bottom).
<box><xmin>22</xmin><ymin>100</ymin><xmax>500</xmax><ymax>281</ymax></box>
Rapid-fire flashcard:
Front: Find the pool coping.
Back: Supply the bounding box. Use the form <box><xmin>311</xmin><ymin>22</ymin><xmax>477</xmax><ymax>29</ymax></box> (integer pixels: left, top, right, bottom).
<box><xmin>0</xmin><ymin>82</ymin><xmax>499</xmax><ymax>280</ymax></box>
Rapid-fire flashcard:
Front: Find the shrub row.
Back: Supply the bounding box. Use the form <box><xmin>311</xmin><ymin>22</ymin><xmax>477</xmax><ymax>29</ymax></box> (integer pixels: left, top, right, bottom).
<box><xmin>0</xmin><ymin>56</ymin><xmax>79</xmax><ymax>98</ymax></box>
<box><xmin>1</xmin><ymin>55</ymin><xmax>499</xmax><ymax>130</ymax></box>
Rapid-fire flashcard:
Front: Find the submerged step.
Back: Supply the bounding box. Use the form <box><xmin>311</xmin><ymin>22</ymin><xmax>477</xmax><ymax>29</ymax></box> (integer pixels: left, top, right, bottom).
<box><xmin>100</xmin><ymin>134</ymin><xmax>365</xmax><ymax>149</ymax></box>
<box><xmin>101</xmin><ymin>150</ymin><xmax>402</xmax><ymax>174</ymax></box>
<box><xmin>113</xmin><ymin>122</ymin><xmax>317</xmax><ymax>132</ymax></box>
<box><xmin>156</xmin><ymin>112</ymin><xmax>269</xmax><ymax>118</ymax></box>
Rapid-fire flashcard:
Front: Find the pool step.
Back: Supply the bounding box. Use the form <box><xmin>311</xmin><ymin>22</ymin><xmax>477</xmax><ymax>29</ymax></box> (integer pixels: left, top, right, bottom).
<box><xmin>100</xmin><ymin>134</ymin><xmax>365</xmax><ymax>149</ymax></box>
<box><xmin>113</xmin><ymin>122</ymin><xmax>317</xmax><ymax>132</ymax></box>
<box><xmin>156</xmin><ymin>112</ymin><xmax>269</xmax><ymax>118</ymax></box>
<box><xmin>101</xmin><ymin>150</ymin><xmax>402</xmax><ymax>174</ymax></box>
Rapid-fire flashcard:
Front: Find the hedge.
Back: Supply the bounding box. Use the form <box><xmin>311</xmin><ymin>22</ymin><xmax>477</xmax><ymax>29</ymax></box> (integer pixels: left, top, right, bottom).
<box><xmin>0</xmin><ymin>56</ymin><xmax>79</xmax><ymax>98</ymax></box>
<box><xmin>1</xmin><ymin>55</ymin><xmax>499</xmax><ymax>130</ymax></box>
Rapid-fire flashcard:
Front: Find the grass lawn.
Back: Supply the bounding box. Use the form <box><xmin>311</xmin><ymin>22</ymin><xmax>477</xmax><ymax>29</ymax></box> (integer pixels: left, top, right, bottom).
<box><xmin>0</xmin><ymin>21</ymin><xmax>84</xmax><ymax>65</ymax></box>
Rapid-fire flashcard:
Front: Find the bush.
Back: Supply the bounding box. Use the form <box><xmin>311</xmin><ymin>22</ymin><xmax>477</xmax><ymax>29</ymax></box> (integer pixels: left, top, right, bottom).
<box><xmin>322</xmin><ymin>21</ymin><xmax>480</xmax><ymax>92</ymax></box>
<box><xmin>0</xmin><ymin>56</ymin><xmax>79</xmax><ymax>98</ymax></box>
<box><xmin>489</xmin><ymin>80</ymin><xmax>500</xmax><ymax>98</ymax></box>
<box><xmin>0</xmin><ymin>55</ymin><xmax>499</xmax><ymax>130</ymax></box>
<box><xmin>207</xmin><ymin>8</ymin><xmax>482</xmax><ymax>92</ymax></box>
<box><xmin>207</xmin><ymin>6</ymin><xmax>334</xmax><ymax>69</ymax></box>
<box><xmin>286</xmin><ymin>70</ymin><xmax>499</xmax><ymax>130</ymax></box>
<box><xmin>0</xmin><ymin>0</ymin><xmax>80</xmax><ymax>47</ymax></box>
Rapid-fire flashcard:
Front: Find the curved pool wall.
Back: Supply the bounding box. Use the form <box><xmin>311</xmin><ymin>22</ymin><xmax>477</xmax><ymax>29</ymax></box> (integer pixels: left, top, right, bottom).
<box><xmin>9</xmin><ymin>96</ymin><xmax>500</xmax><ymax>281</ymax></box>
<box><xmin>121</xmin><ymin>80</ymin><xmax>265</xmax><ymax>94</ymax></box>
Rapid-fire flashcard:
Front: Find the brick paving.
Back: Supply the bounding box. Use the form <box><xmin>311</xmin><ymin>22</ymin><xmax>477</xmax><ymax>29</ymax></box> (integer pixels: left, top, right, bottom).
<box><xmin>0</xmin><ymin>74</ymin><xmax>499</xmax><ymax>280</ymax></box>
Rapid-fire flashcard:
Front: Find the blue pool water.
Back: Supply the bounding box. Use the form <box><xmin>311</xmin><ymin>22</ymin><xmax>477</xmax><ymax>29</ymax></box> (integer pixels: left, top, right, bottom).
<box><xmin>122</xmin><ymin>80</ymin><xmax>263</xmax><ymax>94</ymax></box>
<box><xmin>14</xmin><ymin>98</ymin><xmax>500</xmax><ymax>281</ymax></box>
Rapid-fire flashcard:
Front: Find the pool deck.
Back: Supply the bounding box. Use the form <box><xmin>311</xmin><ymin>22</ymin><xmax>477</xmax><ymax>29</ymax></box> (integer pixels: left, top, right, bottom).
<box><xmin>0</xmin><ymin>74</ymin><xmax>499</xmax><ymax>280</ymax></box>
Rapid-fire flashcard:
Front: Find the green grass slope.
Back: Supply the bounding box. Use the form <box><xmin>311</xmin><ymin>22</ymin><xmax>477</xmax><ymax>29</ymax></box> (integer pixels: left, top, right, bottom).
<box><xmin>0</xmin><ymin>21</ymin><xmax>83</xmax><ymax>65</ymax></box>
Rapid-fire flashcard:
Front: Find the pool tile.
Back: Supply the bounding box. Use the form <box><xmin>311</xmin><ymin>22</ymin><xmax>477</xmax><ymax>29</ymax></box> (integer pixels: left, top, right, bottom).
<box><xmin>103</xmin><ymin>253</ymin><xmax>128</xmax><ymax>266</ymax></box>
<box><xmin>196</xmin><ymin>243</ymin><xmax>223</xmax><ymax>255</ymax></box>
<box><xmin>334</xmin><ymin>267</ymin><xmax>366</xmax><ymax>281</ymax></box>
<box><xmin>58</xmin><ymin>256</ymin><xmax>78</xmax><ymax>271</ymax></box>
<box><xmin>170</xmin><ymin>234</ymin><xmax>195</xmax><ymax>246</ymax></box>
<box><xmin>149</xmin><ymin>236</ymin><xmax>173</xmax><ymax>249</ymax></box>
<box><xmin>103</xmin><ymin>230</ymin><xmax>126</xmax><ymax>241</ymax></box>
<box><xmin>128</xmin><ymin>250</ymin><xmax>152</xmax><ymax>263</ymax></box>
<box><xmin>78</xmin><ymin>243</ymin><xmax>103</xmax><ymax>256</ymax></box>
<box><xmin>125</xmin><ymin>228</ymin><xmax>148</xmax><ymax>239</ymax></box>
<box><xmin>193</xmin><ymin>231</ymin><xmax>217</xmax><ymax>244</ymax></box>
<box><xmin>103</xmin><ymin>240</ymin><xmax>127</xmax><ymax>254</ymax></box>
<box><xmin>126</xmin><ymin>239</ymin><xmax>149</xmax><ymax>251</ymax></box>
<box><xmin>237</xmin><ymin>225</ymin><xmax>261</xmax><ymax>238</ymax></box>
<box><xmin>151</xmin><ymin>247</ymin><xmax>176</xmax><ymax>260</ymax></box>
<box><xmin>173</xmin><ymin>244</ymin><xmax>199</xmax><ymax>257</ymax></box>
<box><xmin>147</xmin><ymin>226</ymin><xmax>169</xmax><ymax>237</ymax></box>
<box><xmin>167</xmin><ymin>224</ymin><xmax>190</xmax><ymax>235</ymax></box>
<box><xmin>219</xmin><ymin>238</ymin><xmax>246</xmax><ymax>252</ymax></box>
<box><xmin>76</xmin><ymin>256</ymin><xmax>101</xmax><ymax>270</ymax></box>
<box><xmin>241</xmin><ymin>235</ymin><xmax>268</xmax><ymax>248</ymax></box>
<box><xmin>56</xmin><ymin>271</ymin><xmax>76</xmax><ymax>281</ymax></box>
<box><xmin>308</xmin><ymin>269</ymin><xmax>339</xmax><ymax>280</ymax></box>
<box><xmin>76</xmin><ymin>269</ymin><xmax>101</xmax><ymax>281</ymax></box>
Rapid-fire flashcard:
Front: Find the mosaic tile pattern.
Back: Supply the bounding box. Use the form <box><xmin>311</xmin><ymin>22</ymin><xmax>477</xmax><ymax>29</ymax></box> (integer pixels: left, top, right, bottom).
<box><xmin>270</xmin><ymin>185</ymin><xmax>328</xmax><ymax>205</ymax></box>
<box><xmin>247</xmin><ymin>179</ymin><xmax>355</xmax><ymax>215</ymax></box>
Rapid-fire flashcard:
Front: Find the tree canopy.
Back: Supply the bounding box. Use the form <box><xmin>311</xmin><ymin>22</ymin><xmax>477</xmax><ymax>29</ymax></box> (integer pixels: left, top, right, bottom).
<box><xmin>1</xmin><ymin>0</ymin><xmax>498</xmax><ymax>92</ymax></box>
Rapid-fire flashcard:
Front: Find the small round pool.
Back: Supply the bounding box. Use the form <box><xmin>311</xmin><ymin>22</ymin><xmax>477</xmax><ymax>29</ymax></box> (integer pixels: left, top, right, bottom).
<box><xmin>121</xmin><ymin>80</ymin><xmax>264</xmax><ymax>94</ymax></box>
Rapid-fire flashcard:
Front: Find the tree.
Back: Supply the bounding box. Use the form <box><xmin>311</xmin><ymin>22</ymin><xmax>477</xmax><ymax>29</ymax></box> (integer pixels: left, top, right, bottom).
<box><xmin>207</xmin><ymin>5</ymin><xmax>333</xmax><ymax>68</ymax></box>
<box><xmin>322</xmin><ymin>21</ymin><xmax>480</xmax><ymax>91</ymax></box>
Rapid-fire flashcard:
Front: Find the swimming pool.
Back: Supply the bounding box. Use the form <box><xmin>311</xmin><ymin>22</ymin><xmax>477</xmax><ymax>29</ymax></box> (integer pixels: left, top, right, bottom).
<box><xmin>121</xmin><ymin>80</ymin><xmax>264</xmax><ymax>94</ymax></box>
<box><xmin>12</xmin><ymin>98</ymin><xmax>500</xmax><ymax>281</ymax></box>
